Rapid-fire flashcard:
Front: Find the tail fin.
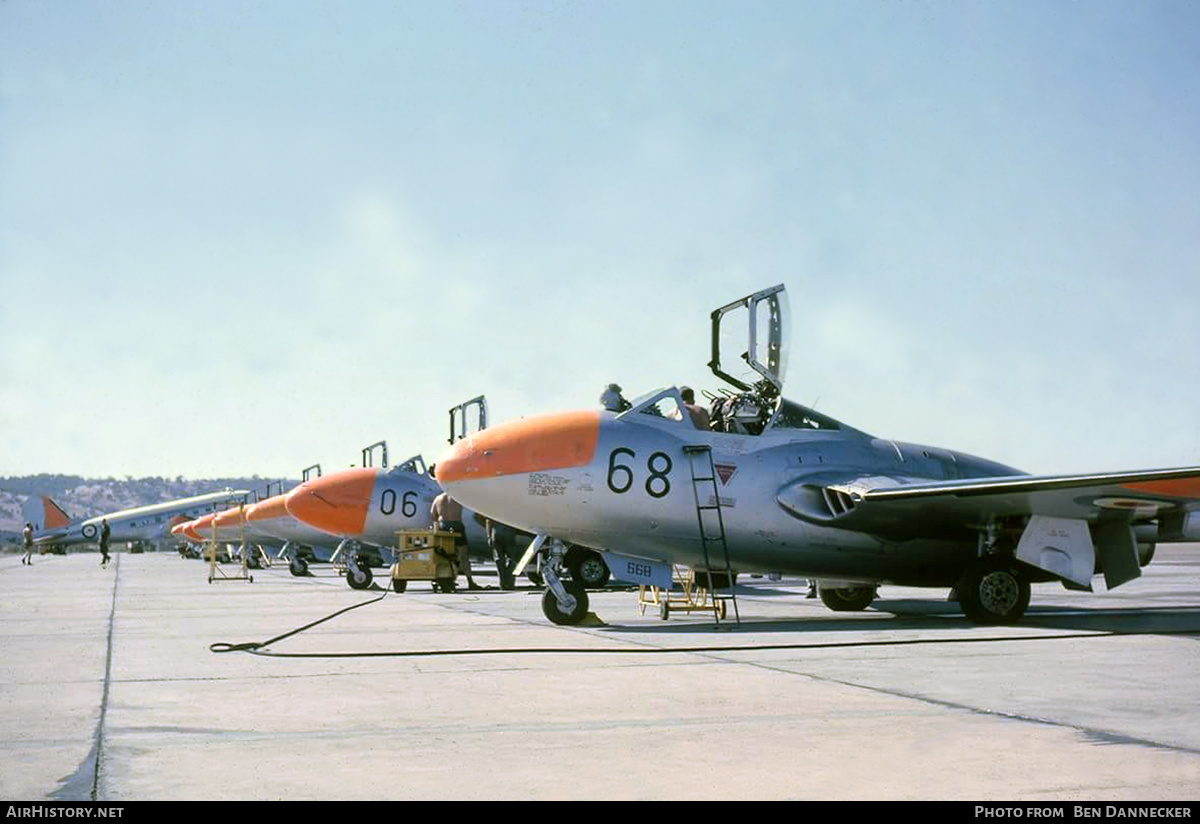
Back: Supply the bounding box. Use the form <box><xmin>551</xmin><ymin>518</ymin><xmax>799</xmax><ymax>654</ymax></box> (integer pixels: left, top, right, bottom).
<box><xmin>22</xmin><ymin>495</ymin><xmax>74</xmax><ymax>533</ymax></box>
<box><xmin>43</xmin><ymin>496</ymin><xmax>72</xmax><ymax>530</ymax></box>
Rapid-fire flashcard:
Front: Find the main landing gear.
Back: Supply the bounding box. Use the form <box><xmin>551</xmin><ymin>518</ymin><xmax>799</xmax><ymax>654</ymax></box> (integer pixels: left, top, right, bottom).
<box><xmin>564</xmin><ymin>546</ymin><xmax>611</xmax><ymax>589</ymax></box>
<box><xmin>956</xmin><ymin>555</ymin><xmax>1031</xmax><ymax>624</ymax></box>
<box><xmin>817</xmin><ymin>584</ymin><xmax>877</xmax><ymax>612</ymax></box>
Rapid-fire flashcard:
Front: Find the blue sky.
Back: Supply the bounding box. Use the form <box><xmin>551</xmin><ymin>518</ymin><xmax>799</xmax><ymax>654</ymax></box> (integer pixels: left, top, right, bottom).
<box><xmin>2</xmin><ymin>1</ymin><xmax>1198</xmax><ymax>479</ymax></box>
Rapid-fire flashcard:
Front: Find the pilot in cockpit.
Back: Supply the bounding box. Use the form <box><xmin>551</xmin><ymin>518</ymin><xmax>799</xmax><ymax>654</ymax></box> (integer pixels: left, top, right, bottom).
<box><xmin>679</xmin><ymin>386</ymin><xmax>711</xmax><ymax>430</ymax></box>
<box><xmin>599</xmin><ymin>383</ymin><xmax>631</xmax><ymax>413</ymax></box>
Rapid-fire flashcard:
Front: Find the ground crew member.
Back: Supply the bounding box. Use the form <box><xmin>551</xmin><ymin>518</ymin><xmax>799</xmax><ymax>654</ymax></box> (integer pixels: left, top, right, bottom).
<box><xmin>22</xmin><ymin>522</ymin><xmax>33</xmax><ymax>565</ymax></box>
<box><xmin>486</xmin><ymin>517</ymin><xmax>517</xmax><ymax>590</ymax></box>
<box><xmin>99</xmin><ymin>519</ymin><xmax>111</xmax><ymax>568</ymax></box>
<box><xmin>431</xmin><ymin>492</ymin><xmax>479</xmax><ymax>590</ymax></box>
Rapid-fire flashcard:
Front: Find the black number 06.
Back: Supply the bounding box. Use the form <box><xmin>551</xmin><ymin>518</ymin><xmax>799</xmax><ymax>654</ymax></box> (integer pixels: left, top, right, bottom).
<box><xmin>381</xmin><ymin>490</ymin><xmax>419</xmax><ymax>518</ymax></box>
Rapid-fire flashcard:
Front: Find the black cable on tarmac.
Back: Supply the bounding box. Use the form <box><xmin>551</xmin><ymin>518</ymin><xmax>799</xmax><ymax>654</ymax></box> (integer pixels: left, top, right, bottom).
<box><xmin>209</xmin><ymin>585</ymin><xmax>390</xmax><ymax>653</ymax></box>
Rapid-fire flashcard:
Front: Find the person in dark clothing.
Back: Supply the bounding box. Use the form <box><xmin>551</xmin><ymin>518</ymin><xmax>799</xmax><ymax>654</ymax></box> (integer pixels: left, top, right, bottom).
<box><xmin>99</xmin><ymin>519</ymin><xmax>111</xmax><ymax>568</ymax></box>
<box><xmin>486</xmin><ymin>518</ymin><xmax>517</xmax><ymax>590</ymax></box>
<box><xmin>431</xmin><ymin>492</ymin><xmax>479</xmax><ymax>589</ymax></box>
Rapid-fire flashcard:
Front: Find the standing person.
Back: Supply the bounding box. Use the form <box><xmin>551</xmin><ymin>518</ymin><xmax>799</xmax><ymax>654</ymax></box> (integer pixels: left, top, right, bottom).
<box><xmin>431</xmin><ymin>492</ymin><xmax>479</xmax><ymax>590</ymax></box>
<box><xmin>486</xmin><ymin>517</ymin><xmax>516</xmax><ymax>591</ymax></box>
<box><xmin>22</xmin><ymin>522</ymin><xmax>33</xmax><ymax>565</ymax></box>
<box><xmin>99</xmin><ymin>519</ymin><xmax>111</xmax><ymax>569</ymax></box>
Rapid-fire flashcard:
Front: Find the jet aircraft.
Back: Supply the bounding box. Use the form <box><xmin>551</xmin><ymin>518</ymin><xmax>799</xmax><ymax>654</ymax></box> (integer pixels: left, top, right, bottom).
<box><xmin>283</xmin><ymin>398</ymin><xmax>607</xmax><ymax>590</ymax></box>
<box><xmin>434</xmin><ymin>284</ymin><xmax>1200</xmax><ymax>626</ymax></box>
<box><xmin>285</xmin><ymin>453</ymin><xmax>450</xmax><ymax>590</ymax></box>
<box><xmin>31</xmin><ymin>489</ymin><xmax>251</xmax><ymax>554</ymax></box>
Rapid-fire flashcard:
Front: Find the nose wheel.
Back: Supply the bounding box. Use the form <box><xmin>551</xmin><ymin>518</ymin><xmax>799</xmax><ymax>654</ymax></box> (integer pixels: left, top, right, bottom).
<box><xmin>542</xmin><ymin>580</ymin><xmax>589</xmax><ymax>625</ymax></box>
<box><xmin>346</xmin><ymin>555</ymin><xmax>373</xmax><ymax>590</ymax></box>
<box><xmin>538</xmin><ymin>539</ymin><xmax>591</xmax><ymax>625</ymax></box>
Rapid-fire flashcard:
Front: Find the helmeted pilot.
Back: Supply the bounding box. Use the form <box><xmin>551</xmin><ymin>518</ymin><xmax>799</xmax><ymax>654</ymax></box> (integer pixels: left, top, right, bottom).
<box><xmin>599</xmin><ymin>383</ymin><xmax>631</xmax><ymax>413</ymax></box>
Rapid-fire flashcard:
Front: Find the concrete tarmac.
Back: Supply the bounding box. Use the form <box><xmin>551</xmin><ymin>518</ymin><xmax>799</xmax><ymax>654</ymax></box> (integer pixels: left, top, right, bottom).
<box><xmin>2</xmin><ymin>547</ymin><xmax>1199</xmax><ymax>801</ymax></box>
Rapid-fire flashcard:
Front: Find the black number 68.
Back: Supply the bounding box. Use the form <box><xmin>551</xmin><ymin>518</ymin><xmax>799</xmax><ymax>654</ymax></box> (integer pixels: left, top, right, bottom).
<box><xmin>606</xmin><ymin>448</ymin><xmax>672</xmax><ymax>498</ymax></box>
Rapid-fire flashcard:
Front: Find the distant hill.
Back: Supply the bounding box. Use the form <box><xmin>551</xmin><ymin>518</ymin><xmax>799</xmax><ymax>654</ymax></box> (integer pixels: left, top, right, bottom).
<box><xmin>0</xmin><ymin>475</ymin><xmax>299</xmax><ymax>543</ymax></box>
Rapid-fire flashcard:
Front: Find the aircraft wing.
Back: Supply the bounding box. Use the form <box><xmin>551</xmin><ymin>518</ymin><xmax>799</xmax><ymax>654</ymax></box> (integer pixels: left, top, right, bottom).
<box><xmin>779</xmin><ymin>466</ymin><xmax>1200</xmax><ymax>541</ymax></box>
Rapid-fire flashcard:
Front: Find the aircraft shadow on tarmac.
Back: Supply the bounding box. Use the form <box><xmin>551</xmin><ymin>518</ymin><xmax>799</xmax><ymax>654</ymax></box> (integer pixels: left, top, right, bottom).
<box><xmin>263</xmin><ymin>566</ymin><xmax>1200</xmax><ymax>640</ymax></box>
<box><xmin>596</xmin><ymin>596</ymin><xmax>1200</xmax><ymax>639</ymax></box>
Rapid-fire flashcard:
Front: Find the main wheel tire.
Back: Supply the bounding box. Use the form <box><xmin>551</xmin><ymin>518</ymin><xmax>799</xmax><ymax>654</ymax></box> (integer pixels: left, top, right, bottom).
<box><xmin>568</xmin><ymin>550</ymin><xmax>611</xmax><ymax>588</ymax></box>
<box><xmin>346</xmin><ymin>561</ymin><xmax>373</xmax><ymax>590</ymax></box>
<box><xmin>289</xmin><ymin>557</ymin><xmax>308</xmax><ymax>577</ymax></box>
<box><xmin>542</xmin><ymin>580</ymin><xmax>589</xmax><ymax>626</ymax></box>
<box><xmin>818</xmin><ymin>584</ymin><xmax>877</xmax><ymax>612</ymax></box>
<box><xmin>957</xmin><ymin>557</ymin><xmax>1031</xmax><ymax>625</ymax></box>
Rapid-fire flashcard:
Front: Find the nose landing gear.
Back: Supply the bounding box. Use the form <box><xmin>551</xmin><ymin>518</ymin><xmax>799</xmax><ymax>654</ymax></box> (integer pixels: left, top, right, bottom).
<box><xmin>538</xmin><ymin>539</ymin><xmax>590</xmax><ymax>625</ymax></box>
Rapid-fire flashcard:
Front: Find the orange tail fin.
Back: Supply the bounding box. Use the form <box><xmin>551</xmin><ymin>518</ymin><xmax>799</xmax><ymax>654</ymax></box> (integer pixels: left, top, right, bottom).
<box><xmin>41</xmin><ymin>496</ymin><xmax>73</xmax><ymax>530</ymax></box>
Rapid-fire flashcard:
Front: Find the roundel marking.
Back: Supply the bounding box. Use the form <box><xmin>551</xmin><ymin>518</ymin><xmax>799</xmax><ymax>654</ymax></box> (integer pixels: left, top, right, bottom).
<box><xmin>1092</xmin><ymin>497</ymin><xmax>1173</xmax><ymax>517</ymax></box>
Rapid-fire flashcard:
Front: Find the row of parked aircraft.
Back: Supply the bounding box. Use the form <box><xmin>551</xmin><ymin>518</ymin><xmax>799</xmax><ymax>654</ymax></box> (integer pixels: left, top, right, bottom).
<box><xmin>167</xmin><ymin>398</ymin><xmax>610</xmax><ymax>593</ymax></box>
<box><xmin>27</xmin><ymin>397</ymin><xmax>612</xmax><ymax>596</ymax></box>
<box><xmin>29</xmin><ymin>284</ymin><xmax>1200</xmax><ymax>628</ymax></box>
<box><xmin>168</xmin><ymin>426</ymin><xmax>494</xmax><ymax>591</ymax></box>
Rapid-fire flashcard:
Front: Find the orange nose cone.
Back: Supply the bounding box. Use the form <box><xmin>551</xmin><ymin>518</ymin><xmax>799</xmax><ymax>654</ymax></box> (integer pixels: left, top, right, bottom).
<box><xmin>189</xmin><ymin>513</ymin><xmax>216</xmax><ymax>539</ymax></box>
<box><xmin>212</xmin><ymin>506</ymin><xmax>248</xmax><ymax>528</ymax></box>
<box><xmin>247</xmin><ymin>494</ymin><xmax>289</xmax><ymax>523</ymax></box>
<box><xmin>286</xmin><ymin>468</ymin><xmax>377</xmax><ymax>536</ymax></box>
<box><xmin>435</xmin><ymin>409</ymin><xmax>600</xmax><ymax>483</ymax></box>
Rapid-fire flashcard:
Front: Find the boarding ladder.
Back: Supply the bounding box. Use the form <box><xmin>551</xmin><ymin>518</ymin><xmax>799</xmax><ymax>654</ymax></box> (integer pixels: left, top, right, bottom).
<box><xmin>206</xmin><ymin>502</ymin><xmax>253</xmax><ymax>584</ymax></box>
<box><xmin>683</xmin><ymin>444</ymin><xmax>740</xmax><ymax>626</ymax></box>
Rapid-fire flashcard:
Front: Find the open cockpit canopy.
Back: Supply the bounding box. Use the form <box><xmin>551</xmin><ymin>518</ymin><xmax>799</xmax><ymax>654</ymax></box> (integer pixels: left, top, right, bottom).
<box><xmin>393</xmin><ymin>455</ymin><xmax>429</xmax><ymax>476</ymax></box>
<box><xmin>617</xmin><ymin>285</ymin><xmax>866</xmax><ymax>436</ymax></box>
<box><xmin>449</xmin><ymin>395</ymin><xmax>489</xmax><ymax>445</ymax></box>
<box><xmin>709</xmin><ymin>283</ymin><xmax>789</xmax><ymax>395</ymax></box>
